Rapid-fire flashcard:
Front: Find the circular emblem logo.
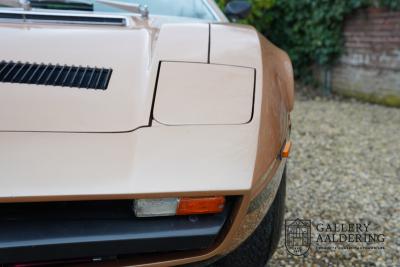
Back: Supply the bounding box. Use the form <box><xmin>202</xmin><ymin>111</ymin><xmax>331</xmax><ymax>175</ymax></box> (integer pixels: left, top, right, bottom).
<box><xmin>285</xmin><ymin>219</ymin><xmax>311</xmax><ymax>256</ymax></box>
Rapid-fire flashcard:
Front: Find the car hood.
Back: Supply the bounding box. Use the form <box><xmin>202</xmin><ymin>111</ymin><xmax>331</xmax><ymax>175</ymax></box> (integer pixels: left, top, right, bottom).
<box><xmin>0</xmin><ymin>16</ymin><xmax>209</xmax><ymax>133</ymax></box>
<box><xmin>0</xmin><ymin>22</ymin><xmax>270</xmax><ymax>201</ymax></box>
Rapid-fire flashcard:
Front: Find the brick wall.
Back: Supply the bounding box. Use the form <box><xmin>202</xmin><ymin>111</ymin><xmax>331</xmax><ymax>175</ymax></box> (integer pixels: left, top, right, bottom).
<box><xmin>331</xmin><ymin>7</ymin><xmax>400</xmax><ymax>106</ymax></box>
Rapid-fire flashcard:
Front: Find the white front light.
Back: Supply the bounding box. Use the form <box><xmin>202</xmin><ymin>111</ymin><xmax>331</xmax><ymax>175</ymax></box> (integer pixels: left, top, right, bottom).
<box><xmin>134</xmin><ymin>198</ymin><xmax>179</xmax><ymax>217</ymax></box>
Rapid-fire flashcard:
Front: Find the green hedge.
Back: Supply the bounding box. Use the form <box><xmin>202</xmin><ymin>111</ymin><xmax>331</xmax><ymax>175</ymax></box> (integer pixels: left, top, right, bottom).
<box><xmin>217</xmin><ymin>0</ymin><xmax>399</xmax><ymax>82</ymax></box>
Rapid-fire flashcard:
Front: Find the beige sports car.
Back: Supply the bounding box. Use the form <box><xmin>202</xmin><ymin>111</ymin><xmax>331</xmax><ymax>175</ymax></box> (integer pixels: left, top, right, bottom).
<box><xmin>0</xmin><ymin>0</ymin><xmax>294</xmax><ymax>266</ymax></box>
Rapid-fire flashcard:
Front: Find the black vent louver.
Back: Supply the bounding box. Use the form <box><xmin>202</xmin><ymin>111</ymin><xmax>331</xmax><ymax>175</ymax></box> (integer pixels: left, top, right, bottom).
<box><xmin>0</xmin><ymin>12</ymin><xmax>126</xmax><ymax>26</ymax></box>
<box><xmin>0</xmin><ymin>61</ymin><xmax>112</xmax><ymax>90</ymax></box>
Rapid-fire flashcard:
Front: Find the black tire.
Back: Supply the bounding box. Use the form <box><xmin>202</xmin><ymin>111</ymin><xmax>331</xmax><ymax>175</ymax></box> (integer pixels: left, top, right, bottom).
<box><xmin>212</xmin><ymin>168</ymin><xmax>287</xmax><ymax>267</ymax></box>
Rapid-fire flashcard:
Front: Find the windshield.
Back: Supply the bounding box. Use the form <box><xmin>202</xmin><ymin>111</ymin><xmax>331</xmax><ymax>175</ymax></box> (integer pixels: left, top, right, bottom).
<box><xmin>0</xmin><ymin>0</ymin><xmax>217</xmax><ymax>21</ymax></box>
<box><xmin>95</xmin><ymin>0</ymin><xmax>216</xmax><ymax>20</ymax></box>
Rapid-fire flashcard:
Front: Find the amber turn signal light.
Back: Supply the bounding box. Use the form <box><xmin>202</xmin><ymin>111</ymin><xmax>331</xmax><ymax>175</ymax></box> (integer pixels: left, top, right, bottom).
<box><xmin>281</xmin><ymin>140</ymin><xmax>292</xmax><ymax>158</ymax></box>
<box><xmin>177</xmin><ymin>196</ymin><xmax>225</xmax><ymax>215</ymax></box>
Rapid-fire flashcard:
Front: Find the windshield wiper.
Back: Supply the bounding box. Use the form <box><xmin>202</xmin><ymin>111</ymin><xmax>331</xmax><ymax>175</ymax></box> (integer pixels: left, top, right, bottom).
<box><xmin>2</xmin><ymin>0</ymin><xmax>149</xmax><ymax>18</ymax></box>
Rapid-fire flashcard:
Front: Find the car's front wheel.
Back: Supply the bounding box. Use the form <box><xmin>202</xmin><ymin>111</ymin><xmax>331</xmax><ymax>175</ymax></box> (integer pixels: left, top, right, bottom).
<box><xmin>212</xmin><ymin>168</ymin><xmax>287</xmax><ymax>267</ymax></box>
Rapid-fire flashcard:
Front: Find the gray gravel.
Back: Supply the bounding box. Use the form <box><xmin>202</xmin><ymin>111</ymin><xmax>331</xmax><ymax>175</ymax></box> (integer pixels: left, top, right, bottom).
<box><xmin>268</xmin><ymin>97</ymin><xmax>400</xmax><ymax>266</ymax></box>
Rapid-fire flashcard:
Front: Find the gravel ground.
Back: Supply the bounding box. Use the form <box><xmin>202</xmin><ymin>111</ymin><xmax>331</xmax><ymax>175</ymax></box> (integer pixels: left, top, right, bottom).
<box><xmin>268</xmin><ymin>96</ymin><xmax>400</xmax><ymax>266</ymax></box>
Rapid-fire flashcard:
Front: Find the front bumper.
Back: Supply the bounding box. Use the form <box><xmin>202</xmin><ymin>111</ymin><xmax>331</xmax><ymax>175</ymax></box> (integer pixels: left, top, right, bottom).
<box><xmin>0</xmin><ymin>159</ymin><xmax>285</xmax><ymax>267</ymax></box>
<box><xmin>0</xmin><ymin>200</ymin><xmax>232</xmax><ymax>265</ymax></box>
